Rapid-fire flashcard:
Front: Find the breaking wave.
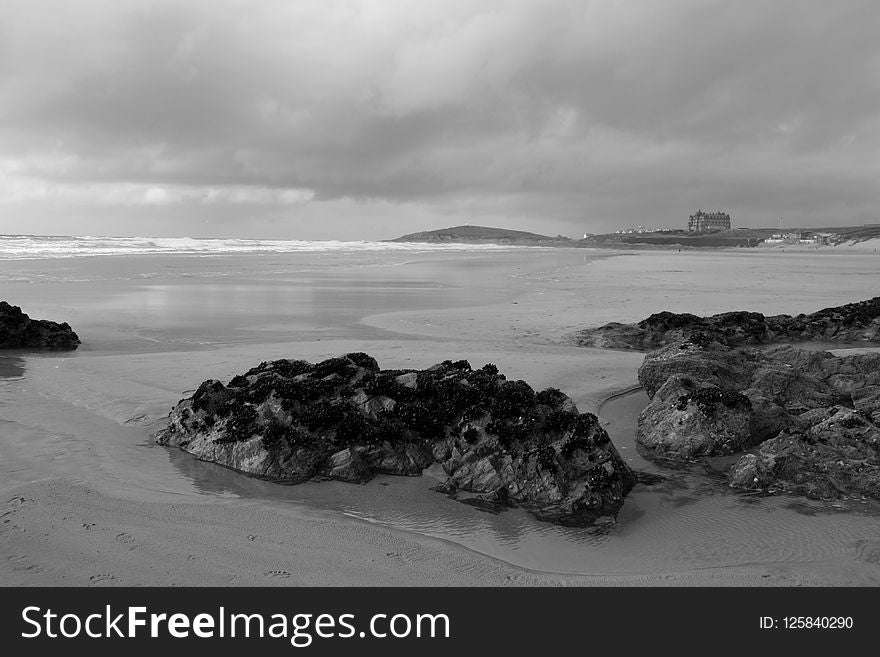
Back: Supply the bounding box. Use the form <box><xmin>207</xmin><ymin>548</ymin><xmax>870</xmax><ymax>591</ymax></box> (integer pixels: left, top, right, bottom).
<box><xmin>0</xmin><ymin>234</ymin><xmax>531</xmax><ymax>259</ymax></box>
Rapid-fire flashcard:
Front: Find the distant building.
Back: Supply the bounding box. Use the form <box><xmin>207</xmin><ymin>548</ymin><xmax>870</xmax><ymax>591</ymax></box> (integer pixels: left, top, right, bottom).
<box><xmin>614</xmin><ymin>225</ymin><xmax>674</xmax><ymax>234</ymax></box>
<box><xmin>763</xmin><ymin>231</ymin><xmax>829</xmax><ymax>246</ymax></box>
<box><xmin>688</xmin><ymin>210</ymin><xmax>731</xmax><ymax>232</ymax></box>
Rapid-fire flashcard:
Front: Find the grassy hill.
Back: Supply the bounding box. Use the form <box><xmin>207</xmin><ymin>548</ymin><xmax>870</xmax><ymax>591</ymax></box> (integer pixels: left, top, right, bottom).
<box><xmin>390</xmin><ymin>223</ymin><xmax>880</xmax><ymax>249</ymax></box>
<box><xmin>391</xmin><ymin>225</ymin><xmax>565</xmax><ymax>244</ymax></box>
<box><xmin>817</xmin><ymin>224</ymin><xmax>880</xmax><ymax>242</ymax></box>
<box><xmin>583</xmin><ymin>229</ymin><xmax>766</xmax><ymax>248</ymax></box>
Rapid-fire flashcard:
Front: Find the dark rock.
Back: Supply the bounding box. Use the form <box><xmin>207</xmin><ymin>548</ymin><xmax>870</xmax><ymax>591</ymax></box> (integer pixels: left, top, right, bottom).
<box><xmin>0</xmin><ymin>301</ymin><xmax>80</xmax><ymax>350</ymax></box>
<box><xmin>576</xmin><ymin>296</ymin><xmax>880</xmax><ymax>350</ymax></box>
<box><xmin>742</xmin><ymin>388</ymin><xmax>790</xmax><ymax>441</ymax></box>
<box><xmin>747</xmin><ymin>364</ymin><xmax>842</xmax><ymax>414</ymax></box>
<box><xmin>761</xmin><ymin>345</ymin><xmax>880</xmax><ymax>393</ymax></box>
<box><xmin>852</xmin><ymin>386</ymin><xmax>880</xmax><ymax>425</ymax></box>
<box><xmin>581</xmin><ymin>296</ymin><xmax>880</xmax><ymax>502</ymax></box>
<box><xmin>729</xmin><ymin>406</ymin><xmax>880</xmax><ymax>499</ymax></box>
<box><xmin>637</xmin><ymin>375</ymin><xmax>754</xmax><ymax>458</ymax></box>
<box><xmin>728</xmin><ymin>453</ymin><xmax>778</xmax><ymax>490</ymax></box>
<box><xmin>328</xmin><ymin>448</ymin><xmax>371</xmax><ymax>483</ymax></box>
<box><xmin>364</xmin><ymin>442</ymin><xmax>434</xmax><ymax>476</ymax></box>
<box><xmin>156</xmin><ymin>353</ymin><xmax>636</xmax><ymax>525</ymax></box>
<box><xmin>637</xmin><ymin>339</ymin><xmax>754</xmax><ymax>398</ymax></box>
<box><xmin>631</xmin><ymin>336</ymin><xmax>880</xmax><ymax>499</ymax></box>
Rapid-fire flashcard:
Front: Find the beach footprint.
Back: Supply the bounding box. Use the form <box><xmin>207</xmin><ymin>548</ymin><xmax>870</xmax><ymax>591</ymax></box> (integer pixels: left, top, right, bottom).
<box><xmin>89</xmin><ymin>573</ymin><xmax>117</xmax><ymax>585</ymax></box>
<box><xmin>264</xmin><ymin>570</ymin><xmax>291</xmax><ymax>579</ymax></box>
<box><xmin>385</xmin><ymin>548</ymin><xmax>418</xmax><ymax>565</ymax></box>
<box><xmin>8</xmin><ymin>555</ymin><xmax>43</xmax><ymax>573</ymax></box>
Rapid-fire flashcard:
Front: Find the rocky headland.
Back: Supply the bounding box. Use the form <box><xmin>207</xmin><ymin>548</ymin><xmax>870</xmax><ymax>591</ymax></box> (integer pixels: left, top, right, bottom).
<box><xmin>575</xmin><ymin>296</ymin><xmax>880</xmax><ymax>351</ymax></box>
<box><xmin>391</xmin><ymin>224</ymin><xmax>569</xmax><ymax>245</ymax></box>
<box><xmin>0</xmin><ymin>301</ymin><xmax>80</xmax><ymax>350</ymax></box>
<box><xmin>156</xmin><ymin>353</ymin><xmax>636</xmax><ymax>525</ymax></box>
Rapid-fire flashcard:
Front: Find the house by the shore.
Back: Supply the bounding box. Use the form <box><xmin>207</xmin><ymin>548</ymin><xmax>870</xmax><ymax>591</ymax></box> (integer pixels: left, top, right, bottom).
<box><xmin>688</xmin><ymin>210</ymin><xmax>731</xmax><ymax>232</ymax></box>
<box><xmin>764</xmin><ymin>231</ymin><xmax>831</xmax><ymax>245</ymax></box>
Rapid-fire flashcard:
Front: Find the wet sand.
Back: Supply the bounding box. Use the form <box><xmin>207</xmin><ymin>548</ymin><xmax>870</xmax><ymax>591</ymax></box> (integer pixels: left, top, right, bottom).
<box><xmin>2</xmin><ymin>247</ymin><xmax>880</xmax><ymax>586</ymax></box>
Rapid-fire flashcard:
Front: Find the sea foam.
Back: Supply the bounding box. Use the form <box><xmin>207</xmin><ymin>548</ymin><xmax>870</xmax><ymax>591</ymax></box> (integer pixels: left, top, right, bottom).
<box><xmin>0</xmin><ymin>234</ymin><xmax>529</xmax><ymax>259</ymax></box>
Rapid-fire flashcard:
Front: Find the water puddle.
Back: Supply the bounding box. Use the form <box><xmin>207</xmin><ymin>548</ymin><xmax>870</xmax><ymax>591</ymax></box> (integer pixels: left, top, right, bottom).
<box><xmin>151</xmin><ymin>388</ymin><xmax>880</xmax><ymax>578</ymax></box>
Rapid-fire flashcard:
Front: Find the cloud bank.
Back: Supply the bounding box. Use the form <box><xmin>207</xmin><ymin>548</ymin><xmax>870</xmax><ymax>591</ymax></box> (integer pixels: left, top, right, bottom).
<box><xmin>0</xmin><ymin>0</ymin><xmax>877</xmax><ymax>238</ymax></box>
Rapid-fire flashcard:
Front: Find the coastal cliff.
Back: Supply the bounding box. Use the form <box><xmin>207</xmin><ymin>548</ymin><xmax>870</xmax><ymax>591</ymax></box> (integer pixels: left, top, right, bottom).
<box><xmin>156</xmin><ymin>354</ymin><xmax>636</xmax><ymax>525</ymax></box>
<box><xmin>0</xmin><ymin>301</ymin><xmax>80</xmax><ymax>350</ymax></box>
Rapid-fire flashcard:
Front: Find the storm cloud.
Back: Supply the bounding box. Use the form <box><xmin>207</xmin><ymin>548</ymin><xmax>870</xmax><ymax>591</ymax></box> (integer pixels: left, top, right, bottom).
<box><xmin>0</xmin><ymin>0</ymin><xmax>877</xmax><ymax>238</ymax></box>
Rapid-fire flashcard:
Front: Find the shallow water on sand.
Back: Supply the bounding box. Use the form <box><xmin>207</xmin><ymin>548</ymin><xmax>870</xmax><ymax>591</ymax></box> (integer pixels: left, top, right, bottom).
<box><xmin>223</xmin><ymin>390</ymin><xmax>880</xmax><ymax>578</ymax></box>
<box><xmin>3</xmin><ymin>249</ymin><xmax>880</xmax><ymax>582</ymax></box>
<box><xmin>1</xmin><ymin>251</ymin><xmax>533</xmax><ymax>353</ymax></box>
<box><xmin>5</xmin><ymin>359</ymin><xmax>877</xmax><ymax>580</ymax></box>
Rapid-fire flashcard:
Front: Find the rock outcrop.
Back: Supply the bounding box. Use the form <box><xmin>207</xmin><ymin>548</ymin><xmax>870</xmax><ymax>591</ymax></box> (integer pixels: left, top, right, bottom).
<box><xmin>637</xmin><ymin>374</ymin><xmax>754</xmax><ymax>458</ymax></box>
<box><xmin>729</xmin><ymin>407</ymin><xmax>880</xmax><ymax>499</ymax></box>
<box><xmin>576</xmin><ymin>297</ymin><xmax>880</xmax><ymax>350</ymax></box>
<box><xmin>156</xmin><ymin>353</ymin><xmax>636</xmax><ymax>525</ymax></box>
<box><xmin>635</xmin><ymin>338</ymin><xmax>880</xmax><ymax>499</ymax></box>
<box><xmin>0</xmin><ymin>301</ymin><xmax>80</xmax><ymax>350</ymax></box>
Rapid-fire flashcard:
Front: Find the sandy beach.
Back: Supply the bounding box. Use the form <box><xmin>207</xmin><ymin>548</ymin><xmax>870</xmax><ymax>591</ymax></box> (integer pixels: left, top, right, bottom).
<box><xmin>2</xmin><ymin>247</ymin><xmax>880</xmax><ymax>586</ymax></box>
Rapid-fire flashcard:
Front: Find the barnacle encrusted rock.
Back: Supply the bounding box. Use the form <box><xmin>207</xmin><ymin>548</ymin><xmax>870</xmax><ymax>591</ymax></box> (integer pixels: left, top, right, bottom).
<box><xmin>156</xmin><ymin>353</ymin><xmax>636</xmax><ymax>525</ymax></box>
<box><xmin>635</xmin><ymin>338</ymin><xmax>880</xmax><ymax>499</ymax></box>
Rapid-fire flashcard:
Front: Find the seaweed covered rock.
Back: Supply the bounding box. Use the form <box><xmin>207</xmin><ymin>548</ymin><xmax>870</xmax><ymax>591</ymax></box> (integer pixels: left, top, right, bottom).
<box><xmin>729</xmin><ymin>407</ymin><xmax>880</xmax><ymax>499</ymax></box>
<box><xmin>637</xmin><ymin>339</ymin><xmax>753</xmax><ymax>398</ymax></box>
<box><xmin>576</xmin><ymin>296</ymin><xmax>880</xmax><ymax>350</ymax></box>
<box><xmin>0</xmin><ymin>301</ymin><xmax>80</xmax><ymax>350</ymax></box>
<box><xmin>156</xmin><ymin>353</ymin><xmax>636</xmax><ymax>525</ymax></box>
<box><xmin>728</xmin><ymin>453</ymin><xmax>778</xmax><ymax>490</ymax></box>
<box><xmin>634</xmin><ymin>337</ymin><xmax>880</xmax><ymax>499</ymax></box>
<box><xmin>742</xmin><ymin>388</ymin><xmax>790</xmax><ymax>442</ymax></box>
<box><xmin>853</xmin><ymin>387</ymin><xmax>880</xmax><ymax>425</ymax></box>
<box><xmin>637</xmin><ymin>375</ymin><xmax>754</xmax><ymax>458</ymax></box>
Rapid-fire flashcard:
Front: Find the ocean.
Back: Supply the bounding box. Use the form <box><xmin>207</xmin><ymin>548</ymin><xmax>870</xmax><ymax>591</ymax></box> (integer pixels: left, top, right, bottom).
<box><xmin>0</xmin><ymin>234</ymin><xmax>525</xmax><ymax>260</ymax></box>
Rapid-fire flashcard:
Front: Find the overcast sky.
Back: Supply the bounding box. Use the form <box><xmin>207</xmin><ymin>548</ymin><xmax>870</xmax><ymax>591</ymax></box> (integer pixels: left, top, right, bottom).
<box><xmin>0</xmin><ymin>0</ymin><xmax>877</xmax><ymax>239</ymax></box>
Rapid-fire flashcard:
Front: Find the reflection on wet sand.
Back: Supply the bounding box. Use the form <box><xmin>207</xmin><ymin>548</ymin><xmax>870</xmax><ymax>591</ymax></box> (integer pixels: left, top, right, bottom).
<box><xmin>0</xmin><ymin>355</ymin><xmax>25</xmax><ymax>379</ymax></box>
<box><xmin>163</xmin><ymin>446</ymin><xmax>611</xmax><ymax>550</ymax></box>
<box><xmin>158</xmin><ymin>388</ymin><xmax>880</xmax><ymax>577</ymax></box>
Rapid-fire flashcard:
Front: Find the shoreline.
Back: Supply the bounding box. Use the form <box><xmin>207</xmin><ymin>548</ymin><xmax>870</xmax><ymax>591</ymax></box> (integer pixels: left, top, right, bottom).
<box><xmin>2</xmin><ymin>476</ymin><xmax>814</xmax><ymax>587</ymax></box>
